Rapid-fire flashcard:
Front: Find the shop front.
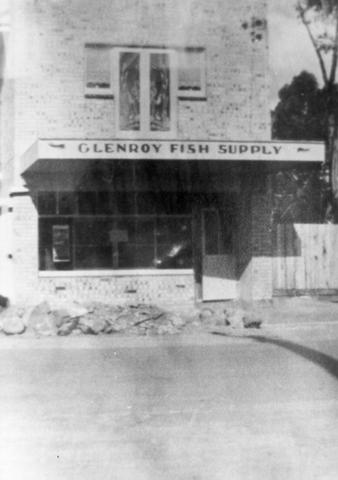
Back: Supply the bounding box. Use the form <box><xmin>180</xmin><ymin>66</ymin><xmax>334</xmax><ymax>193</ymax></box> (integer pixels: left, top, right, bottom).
<box><xmin>10</xmin><ymin>138</ymin><xmax>324</xmax><ymax>305</ymax></box>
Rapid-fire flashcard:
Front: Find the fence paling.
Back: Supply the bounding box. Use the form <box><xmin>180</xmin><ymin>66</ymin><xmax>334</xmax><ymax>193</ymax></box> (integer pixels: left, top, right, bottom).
<box><xmin>273</xmin><ymin>224</ymin><xmax>338</xmax><ymax>291</ymax></box>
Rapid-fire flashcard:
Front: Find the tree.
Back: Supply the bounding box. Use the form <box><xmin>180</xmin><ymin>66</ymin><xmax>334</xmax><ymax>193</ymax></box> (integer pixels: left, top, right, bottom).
<box><xmin>272</xmin><ymin>72</ymin><xmax>325</xmax><ymax>223</ymax></box>
<box><xmin>296</xmin><ymin>0</ymin><xmax>338</xmax><ymax>217</ymax></box>
<box><xmin>272</xmin><ymin>70</ymin><xmax>326</xmax><ymax>141</ymax></box>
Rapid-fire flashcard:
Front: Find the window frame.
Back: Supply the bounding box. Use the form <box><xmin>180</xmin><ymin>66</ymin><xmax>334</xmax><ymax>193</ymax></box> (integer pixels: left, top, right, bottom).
<box><xmin>113</xmin><ymin>47</ymin><xmax>178</xmax><ymax>139</ymax></box>
<box><xmin>177</xmin><ymin>47</ymin><xmax>206</xmax><ymax>100</ymax></box>
<box><xmin>37</xmin><ymin>190</ymin><xmax>193</xmax><ymax>272</ymax></box>
<box><xmin>39</xmin><ymin>214</ymin><xmax>193</xmax><ymax>271</ymax></box>
<box><xmin>84</xmin><ymin>44</ymin><xmax>206</xmax><ymax>102</ymax></box>
<box><xmin>84</xmin><ymin>43</ymin><xmax>114</xmax><ymax>98</ymax></box>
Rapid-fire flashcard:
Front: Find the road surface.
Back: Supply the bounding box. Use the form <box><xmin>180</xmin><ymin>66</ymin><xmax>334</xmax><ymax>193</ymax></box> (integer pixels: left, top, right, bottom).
<box><xmin>0</xmin><ymin>326</ymin><xmax>338</xmax><ymax>479</ymax></box>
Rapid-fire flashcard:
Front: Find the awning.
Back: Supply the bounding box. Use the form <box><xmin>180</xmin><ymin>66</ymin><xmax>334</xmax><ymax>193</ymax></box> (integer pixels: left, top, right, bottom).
<box><xmin>21</xmin><ymin>138</ymin><xmax>325</xmax><ymax>174</ymax></box>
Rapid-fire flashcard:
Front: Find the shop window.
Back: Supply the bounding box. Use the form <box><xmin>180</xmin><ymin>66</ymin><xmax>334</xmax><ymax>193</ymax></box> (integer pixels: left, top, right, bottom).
<box><xmin>38</xmin><ymin>186</ymin><xmax>193</xmax><ymax>271</ymax></box>
<box><xmin>178</xmin><ymin>48</ymin><xmax>206</xmax><ymax>99</ymax></box>
<box><xmin>116</xmin><ymin>47</ymin><xmax>177</xmax><ymax>138</ymax></box>
<box><xmin>39</xmin><ymin>214</ymin><xmax>192</xmax><ymax>271</ymax></box>
<box><xmin>85</xmin><ymin>44</ymin><xmax>113</xmax><ymax>97</ymax></box>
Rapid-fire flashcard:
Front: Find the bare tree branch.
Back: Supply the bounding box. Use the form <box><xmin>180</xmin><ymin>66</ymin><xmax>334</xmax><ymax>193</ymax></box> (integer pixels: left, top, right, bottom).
<box><xmin>297</xmin><ymin>1</ymin><xmax>330</xmax><ymax>85</ymax></box>
<box><xmin>329</xmin><ymin>6</ymin><xmax>338</xmax><ymax>83</ymax></box>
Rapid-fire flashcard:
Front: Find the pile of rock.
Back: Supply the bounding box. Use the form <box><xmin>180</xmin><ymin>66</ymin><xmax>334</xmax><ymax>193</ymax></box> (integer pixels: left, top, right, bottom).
<box><xmin>0</xmin><ymin>301</ymin><xmax>190</xmax><ymax>337</ymax></box>
<box><xmin>0</xmin><ymin>300</ymin><xmax>262</xmax><ymax>337</ymax></box>
<box><xmin>0</xmin><ymin>306</ymin><xmax>27</xmax><ymax>335</ymax></box>
<box><xmin>197</xmin><ymin>305</ymin><xmax>262</xmax><ymax>330</ymax></box>
<box><xmin>81</xmin><ymin>302</ymin><xmax>188</xmax><ymax>336</ymax></box>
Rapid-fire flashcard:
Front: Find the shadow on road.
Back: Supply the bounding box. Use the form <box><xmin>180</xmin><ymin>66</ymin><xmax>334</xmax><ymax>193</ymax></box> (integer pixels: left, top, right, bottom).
<box><xmin>212</xmin><ymin>332</ymin><xmax>338</xmax><ymax>380</ymax></box>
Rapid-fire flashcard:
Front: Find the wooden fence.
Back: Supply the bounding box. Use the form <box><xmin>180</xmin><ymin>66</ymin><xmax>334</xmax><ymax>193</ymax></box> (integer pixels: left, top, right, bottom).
<box><xmin>273</xmin><ymin>224</ymin><xmax>338</xmax><ymax>292</ymax></box>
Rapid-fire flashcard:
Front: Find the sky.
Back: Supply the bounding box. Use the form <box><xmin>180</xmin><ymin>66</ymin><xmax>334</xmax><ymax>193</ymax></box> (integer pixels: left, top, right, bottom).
<box><xmin>268</xmin><ymin>0</ymin><xmax>322</xmax><ymax>107</ymax></box>
<box><xmin>0</xmin><ymin>0</ymin><xmax>323</xmax><ymax>109</ymax></box>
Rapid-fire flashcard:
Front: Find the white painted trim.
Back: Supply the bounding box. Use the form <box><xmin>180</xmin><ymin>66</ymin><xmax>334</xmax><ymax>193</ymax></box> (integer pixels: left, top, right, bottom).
<box><xmin>39</xmin><ymin>269</ymin><xmax>194</xmax><ymax>278</ymax></box>
<box><xmin>33</xmin><ymin>139</ymin><xmax>325</xmax><ymax>163</ymax></box>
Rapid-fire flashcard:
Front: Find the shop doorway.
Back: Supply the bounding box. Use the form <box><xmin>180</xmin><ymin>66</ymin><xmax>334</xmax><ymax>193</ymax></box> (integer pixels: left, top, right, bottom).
<box><xmin>201</xmin><ymin>209</ymin><xmax>237</xmax><ymax>301</ymax></box>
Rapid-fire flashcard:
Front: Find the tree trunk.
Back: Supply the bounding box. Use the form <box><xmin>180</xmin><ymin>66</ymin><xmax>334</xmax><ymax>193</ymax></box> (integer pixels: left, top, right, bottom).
<box><xmin>325</xmin><ymin>112</ymin><xmax>338</xmax><ymax>221</ymax></box>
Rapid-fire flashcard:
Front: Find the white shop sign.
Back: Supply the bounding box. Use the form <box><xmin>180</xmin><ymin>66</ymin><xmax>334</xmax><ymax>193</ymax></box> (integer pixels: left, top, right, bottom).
<box><xmin>36</xmin><ymin>139</ymin><xmax>325</xmax><ymax>163</ymax></box>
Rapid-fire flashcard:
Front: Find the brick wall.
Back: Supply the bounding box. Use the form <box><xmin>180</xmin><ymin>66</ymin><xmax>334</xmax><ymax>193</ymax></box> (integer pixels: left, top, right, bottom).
<box><xmin>5</xmin><ymin>0</ymin><xmax>269</xmax><ymax>184</ymax></box>
<box><xmin>1</xmin><ymin>0</ymin><xmax>272</xmax><ymax>304</ymax></box>
<box><xmin>9</xmin><ymin>193</ymin><xmax>39</xmax><ymax>303</ymax></box>
<box><xmin>238</xmin><ymin>168</ymin><xmax>273</xmax><ymax>301</ymax></box>
<box><xmin>38</xmin><ymin>273</ymin><xmax>195</xmax><ymax>305</ymax></box>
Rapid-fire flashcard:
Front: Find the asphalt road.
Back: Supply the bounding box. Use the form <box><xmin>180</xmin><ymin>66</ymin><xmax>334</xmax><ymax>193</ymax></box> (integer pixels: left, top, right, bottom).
<box><xmin>1</xmin><ymin>327</ymin><xmax>338</xmax><ymax>480</ymax></box>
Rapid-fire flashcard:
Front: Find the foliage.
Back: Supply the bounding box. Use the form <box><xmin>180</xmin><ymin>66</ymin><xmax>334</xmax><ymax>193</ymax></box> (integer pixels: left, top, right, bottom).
<box><xmin>272</xmin><ymin>71</ymin><xmax>326</xmax><ymax>141</ymax></box>
<box><xmin>294</xmin><ymin>0</ymin><xmax>338</xmax><ymax>218</ymax></box>
<box><xmin>272</xmin><ymin>167</ymin><xmax>323</xmax><ymax>224</ymax></box>
<box><xmin>272</xmin><ymin>72</ymin><xmax>329</xmax><ymax>222</ymax></box>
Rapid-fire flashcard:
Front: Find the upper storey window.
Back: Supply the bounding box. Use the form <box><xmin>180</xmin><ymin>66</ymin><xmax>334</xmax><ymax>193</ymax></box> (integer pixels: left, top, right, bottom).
<box><xmin>117</xmin><ymin>48</ymin><xmax>176</xmax><ymax>137</ymax></box>
<box><xmin>85</xmin><ymin>45</ymin><xmax>206</xmax><ymax>137</ymax></box>
<box><xmin>85</xmin><ymin>45</ymin><xmax>113</xmax><ymax>97</ymax></box>
<box><xmin>178</xmin><ymin>48</ymin><xmax>206</xmax><ymax>99</ymax></box>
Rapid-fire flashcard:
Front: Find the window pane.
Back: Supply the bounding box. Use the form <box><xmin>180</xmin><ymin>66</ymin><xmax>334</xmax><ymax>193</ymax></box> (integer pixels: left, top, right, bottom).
<box><xmin>39</xmin><ymin>218</ymin><xmax>72</xmax><ymax>270</ymax></box>
<box><xmin>52</xmin><ymin>225</ymin><xmax>71</xmax><ymax>262</ymax></box>
<box><xmin>114</xmin><ymin>192</ymin><xmax>135</xmax><ymax>214</ymax></box>
<box><xmin>203</xmin><ymin>211</ymin><xmax>220</xmax><ymax>255</ymax></box>
<box><xmin>113</xmin><ymin>163</ymin><xmax>134</xmax><ymax>191</ymax></box>
<box><xmin>137</xmin><ymin>192</ymin><xmax>157</xmax><ymax>214</ymax></box>
<box><xmin>86</xmin><ymin>46</ymin><xmax>111</xmax><ymax>89</ymax></box>
<box><xmin>219</xmin><ymin>210</ymin><xmax>234</xmax><ymax>254</ymax></box>
<box><xmin>118</xmin><ymin>244</ymin><xmax>155</xmax><ymax>268</ymax></box>
<box><xmin>119</xmin><ymin>51</ymin><xmax>140</xmax><ymax>131</ymax></box>
<box><xmin>134</xmin><ymin>219</ymin><xmax>155</xmax><ymax>243</ymax></box>
<box><xmin>75</xmin><ymin>219</ymin><xmax>111</xmax><ymax>245</ymax></box>
<box><xmin>38</xmin><ymin>192</ymin><xmax>57</xmax><ymax>215</ymax></box>
<box><xmin>178</xmin><ymin>50</ymin><xmax>203</xmax><ymax>91</ymax></box>
<box><xmin>155</xmin><ymin>192</ymin><xmax>192</xmax><ymax>214</ymax></box>
<box><xmin>39</xmin><ymin>219</ymin><xmax>53</xmax><ymax>270</ymax></box>
<box><xmin>156</xmin><ymin>217</ymin><xmax>191</xmax><ymax>244</ymax></box>
<box><xmin>155</xmin><ymin>217</ymin><xmax>192</xmax><ymax>269</ymax></box>
<box><xmin>78</xmin><ymin>192</ymin><xmax>96</xmax><ymax>214</ymax></box>
<box><xmin>114</xmin><ymin>218</ymin><xmax>155</xmax><ymax>268</ymax></box>
<box><xmin>96</xmin><ymin>191</ymin><xmax>112</xmax><ymax>214</ymax></box>
<box><xmin>156</xmin><ymin>243</ymin><xmax>192</xmax><ymax>269</ymax></box>
<box><xmin>59</xmin><ymin>192</ymin><xmax>76</xmax><ymax>215</ymax></box>
<box><xmin>150</xmin><ymin>53</ymin><xmax>170</xmax><ymax>131</ymax></box>
<box><xmin>75</xmin><ymin>246</ymin><xmax>112</xmax><ymax>269</ymax></box>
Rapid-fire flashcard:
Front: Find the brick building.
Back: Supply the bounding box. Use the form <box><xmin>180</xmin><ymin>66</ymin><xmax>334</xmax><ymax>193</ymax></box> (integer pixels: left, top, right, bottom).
<box><xmin>0</xmin><ymin>0</ymin><xmax>324</xmax><ymax>305</ymax></box>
